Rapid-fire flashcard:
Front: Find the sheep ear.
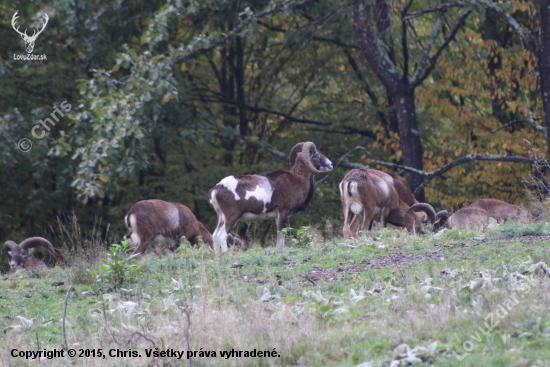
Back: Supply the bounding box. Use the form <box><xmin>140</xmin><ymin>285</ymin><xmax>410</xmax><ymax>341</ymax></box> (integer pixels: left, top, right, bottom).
<box><xmin>28</xmin><ymin>248</ymin><xmax>34</xmax><ymax>254</ymax></box>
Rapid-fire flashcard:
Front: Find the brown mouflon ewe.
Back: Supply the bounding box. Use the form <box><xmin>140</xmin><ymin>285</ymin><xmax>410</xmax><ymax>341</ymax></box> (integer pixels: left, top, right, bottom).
<box><xmin>125</xmin><ymin>199</ymin><xmax>212</xmax><ymax>255</ymax></box>
<box><xmin>209</xmin><ymin>142</ymin><xmax>333</xmax><ymax>251</ymax></box>
<box><xmin>339</xmin><ymin>169</ymin><xmax>436</xmax><ymax>238</ymax></box>
<box><xmin>468</xmin><ymin>198</ymin><xmax>522</xmax><ymax>223</ymax></box>
<box><xmin>346</xmin><ymin>169</ymin><xmax>420</xmax><ymax>233</ymax></box>
<box><xmin>435</xmin><ymin>198</ymin><xmax>523</xmax><ymax>230</ymax></box>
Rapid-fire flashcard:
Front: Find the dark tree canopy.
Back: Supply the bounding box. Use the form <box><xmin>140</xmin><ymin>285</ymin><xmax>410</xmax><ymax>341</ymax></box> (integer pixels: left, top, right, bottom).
<box><xmin>0</xmin><ymin>0</ymin><xmax>546</xmax><ymax>246</ymax></box>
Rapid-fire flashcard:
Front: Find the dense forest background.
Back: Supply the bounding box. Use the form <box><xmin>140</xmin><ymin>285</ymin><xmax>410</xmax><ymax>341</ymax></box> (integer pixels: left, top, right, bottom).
<box><xmin>1</xmin><ymin>0</ymin><xmax>549</xmax><ymax>249</ymax></box>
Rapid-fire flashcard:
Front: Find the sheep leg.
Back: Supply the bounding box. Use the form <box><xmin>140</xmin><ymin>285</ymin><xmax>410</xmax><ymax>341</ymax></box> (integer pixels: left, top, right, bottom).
<box><xmin>341</xmin><ymin>186</ymin><xmax>351</xmax><ymax>239</ymax></box>
<box><xmin>379</xmin><ymin>206</ymin><xmax>391</xmax><ymax>228</ymax></box>
<box><xmin>213</xmin><ymin>212</ymin><xmax>241</xmax><ymax>252</ymax></box>
<box><xmin>359</xmin><ymin>206</ymin><xmax>375</xmax><ymax>234</ymax></box>
<box><xmin>276</xmin><ymin>211</ymin><xmax>289</xmax><ymax>249</ymax></box>
<box><xmin>131</xmin><ymin>226</ymin><xmax>155</xmax><ymax>256</ymax></box>
<box><xmin>343</xmin><ymin>204</ymin><xmax>356</xmax><ymax>239</ymax></box>
<box><xmin>213</xmin><ymin>212</ymin><xmax>229</xmax><ymax>252</ymax></box>
<box><xmin>367</xmin><ymin>218</ymin><xmax>374</xmax><ymax>230</ymax></box>
<box><xmin>349</xmin><ymin>214</ymin><xmax>362</xmax><ymax>238</ymax></box>
<box><xmin>132</xmin><ymin>237</ymin><xmax>154</xmax><ymax>256</ymax></box>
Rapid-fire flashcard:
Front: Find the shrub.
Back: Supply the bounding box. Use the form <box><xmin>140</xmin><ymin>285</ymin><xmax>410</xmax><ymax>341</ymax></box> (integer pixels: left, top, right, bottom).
<box><xmin>90</xmin><ymin>241</ymin><xmax>142</xmax><ymax>292</ymax></box>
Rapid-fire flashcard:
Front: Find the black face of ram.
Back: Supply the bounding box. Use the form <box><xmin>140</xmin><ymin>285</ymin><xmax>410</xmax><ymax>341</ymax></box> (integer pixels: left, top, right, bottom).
<box><xmin>311</xmin><ymin>152</ymin><xmax>333</xmax><ymax>172</ymax></box>
<box><xmin>9</xmin><ymin>253</ymin><xmax>26</xmax><ymax>269</ymax></box>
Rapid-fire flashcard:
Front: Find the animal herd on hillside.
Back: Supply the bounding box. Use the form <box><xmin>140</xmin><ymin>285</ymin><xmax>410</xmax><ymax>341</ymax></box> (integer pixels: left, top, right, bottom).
<box><xmin>3</xmin><ymin>142</ymin><xmax>525</xmax><ymax>271</ymax></box>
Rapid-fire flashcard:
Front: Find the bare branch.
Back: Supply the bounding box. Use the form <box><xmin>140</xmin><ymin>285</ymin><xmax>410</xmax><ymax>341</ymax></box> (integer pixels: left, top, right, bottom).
<box><xmin>491</xmin><ymin>113</ymin><xmax>546</xmax><ymax>138</ymax></box>
<box><xmin>413</xmin><ymin>153</ymin><xmax>535</xmax><ymax>194</ymax></box>
<box><xmin>193</xmin><ymin>96</ymin><xmax>333</xmax><ymax>126</ymax></box>
<box><xmin>173</xmin><ymin>0</ymin><xmax>315</xmax><ymax>64</ymax></box>
<box><xmin>244</xmin><ymin>142</ymin><xmax>538</xmax><ymax>196</ymax></box>
<box><xmin>342</xmin><ymin>48</ymin><xmax>390</xmax><ymax>130</ymax></box>
<box><xmin>304</xmin><ymin>274</ymin><xmax>317</xmax><ymax>286</ymax></box>
<box><xmin>401</xmin><ymin>6</ymin><xmax>410</xmax><ymax>80</ymax></box>
<box><xmin>353</xmin><ymin>1</ymin><xmax>401</xmax><ymax>88</ymax></box>
<box><xmin>316</xmin><ymin>146</ymin><xmax>371</xmax><ymax>185</ymax></box>
<box><xmin>404</xmin><ymin>2</ymin><xmax>465</xmax><ymax>20</ymax></box>
<box><xmin>410</xmin><ymin>12</ymin><xmax>442</xmax><ymax>84</ymax></box>
<box><xmin>411</xmin><ymin>10</ymin><xmax>472</xmax><ymax>87</ymax></box>
<box><xmin>258</xmin><ymin>20</ymin><xmax>360</xmax><ymax>48</ymax></box>
<box><xmin>308</xmin><ymin>126</ymin><xmax>378</xmax><ymax>140</ymax></box>
<box><xmin>62</xmin><ymin>285</ymin><xmax>73</xmax><ymax>353</ymax></box>
<box><xmin>343</xmin><ymin>49</ymin><xmax>379</xmax><ymax>103</ymax></box>
<box><xmin>401</xmin><ymin>0</ymin><xmax>416</xmax><ymax>79</ymax></box>
<box><xmin>474</xmin><ymin>0</ymin><xmax>534</xmax><ymax>53</ymax></box>
<box><xmin>523</xmin><ymin>138</ymin><xmax>550</xmax><ymax>199</ymax></box>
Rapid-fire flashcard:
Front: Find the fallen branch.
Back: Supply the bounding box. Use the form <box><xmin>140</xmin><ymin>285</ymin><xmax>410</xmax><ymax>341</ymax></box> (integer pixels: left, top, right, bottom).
<box><xmin>62</xmin><ymin>285</ymin><xmax>73</xmax><ymax>352</ymax></box>
<box><xmin>304</xmin><ymin>274</ymin><xmax>317</xmax><ymax>286</ymax></box>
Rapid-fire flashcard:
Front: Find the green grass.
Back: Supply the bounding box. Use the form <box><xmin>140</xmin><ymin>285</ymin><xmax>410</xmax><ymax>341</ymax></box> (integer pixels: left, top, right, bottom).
<box><xmin>1</xmin><ymin>222</ymin><xmax>550</xmax><ymax>366</ymax></box>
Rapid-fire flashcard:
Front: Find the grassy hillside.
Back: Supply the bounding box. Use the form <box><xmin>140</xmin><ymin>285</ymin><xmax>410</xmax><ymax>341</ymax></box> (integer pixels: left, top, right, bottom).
<box><xmin>1</xmin><ymin>220</ymin><xmax>550</xmax><ymax>366</ymax></box>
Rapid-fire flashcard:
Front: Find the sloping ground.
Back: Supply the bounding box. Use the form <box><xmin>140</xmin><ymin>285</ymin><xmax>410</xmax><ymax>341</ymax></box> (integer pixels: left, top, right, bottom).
<box><xmin>0</xmin><ymin>224</ymin><xmax>550</xmax><ymax>366</ymax></box>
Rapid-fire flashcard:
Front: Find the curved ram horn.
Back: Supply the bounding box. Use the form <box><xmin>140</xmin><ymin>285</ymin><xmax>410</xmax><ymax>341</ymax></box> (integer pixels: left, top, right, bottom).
<box><xmin>435</xmin><ymin>210</ymin><xmax>449</xmax><ymax>222</ymax></box>
<box><xmin>297</xmin><ymin>142</ymin><xmax>324</xmax><ymax>174</ymax></box>
<box><xmin>408</xmin><ymin>203</ymin><xmax>436</xmax><ymax>224</ymax></box>
<box><xmin>433</xmin><ymin>210</ymin><xmax>450</xmax><ymax>230</ymax></box>
<box><xmin>19</xmin><ymin>237</ymin><xmax>55</xmax><ymax>255</ymax></box>
<box><xmin>289</xmin><ymin>142</ymin><xmax>305</xmax><ymax>168</ymax></box>
<box><xmin>3</xmin><ymin>240</ymin><xmax>18</xmax><ymax>253</ymax></box>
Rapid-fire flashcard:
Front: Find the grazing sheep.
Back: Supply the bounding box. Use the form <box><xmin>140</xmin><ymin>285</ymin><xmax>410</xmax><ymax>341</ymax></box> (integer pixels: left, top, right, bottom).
<box><xmin>3</xmin><ymin>237</ymin><xmax>55</xmax><ymax>271</ymax></box>
<box><xmin>125</xmin><ymin>199</ymin><xmax>212</xmax><ymax>255</ymax></box>
<box><xmin>435</xmin><ymin>207</ymin><xmax>490</xmax><ymax>230</ymax></box>
<box><xmin>209</xmin><ymin>142</ymin><xmax>333</xmax><ymax>251</ymax></box>
<box><xmin>347</xmin><ymin>169</ymin><xmax>419</xmax><ymax>233</ymax></box>
<box><xmin>468</xmin><ymin>198</ymin><xmax>523</xmax><ymax>223</ymax></box>
<box><xmin>435</xmin><ymin>198</ymin><xmax>523</xmax><ymax>231</ymax></box>
<box><xmin>339</xmin><ymin>169</ymin><xmax>436</xmax><ymax>238</ymax></box>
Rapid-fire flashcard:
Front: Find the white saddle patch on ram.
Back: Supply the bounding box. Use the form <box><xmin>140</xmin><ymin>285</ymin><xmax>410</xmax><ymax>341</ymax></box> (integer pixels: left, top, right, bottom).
<box><xmin>218</xmin><ymin>176</ymin><xmax>241</xmax><ymax>200</ymax></box>
<box><xmin>244</xmin><ymin>177</ymin><xmax>273</xmax><ymax>213</ymax></box>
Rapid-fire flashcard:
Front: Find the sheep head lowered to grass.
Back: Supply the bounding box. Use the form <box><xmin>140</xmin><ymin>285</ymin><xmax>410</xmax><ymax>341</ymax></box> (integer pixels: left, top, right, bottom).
<box><xmin>124</xmin><ymin>199</ymin><xmax>213</xmax><ymax>256</ymax></box>
<box><xmin>434</xmin><ymin>198</ymin><xmax>524</xmax><ymax>231</ymax></box>
<box><xmin>339</xmin><ymin>169</ymin><xmax>436</xmax><ymax>238</ymax></box>
<box><xmin>3</xmin><ymin>237</ymin><xmax>55</xmax><ymax>271</ymax></box>
<box><xmin>345</xmin><ymin>169</ymin><xmax>420</xmax><ymax>234</ymax></box>
<box><xmin>209</xmin><ymin>141</ymin><xmax>333</xmax><ymax>251</ymax></box>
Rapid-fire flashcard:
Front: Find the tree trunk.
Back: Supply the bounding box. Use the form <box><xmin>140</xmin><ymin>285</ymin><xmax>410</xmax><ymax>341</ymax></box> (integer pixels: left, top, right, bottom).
<box><xmin>235</xmin><ymin>35</ymin><xmax>248</xmax><ymax>138</ymax></box>
<box><xmin>539</xmin><ymin>0</ymin><xmax>550</xmax><ymax>159</ymax></box>
<box><xmin>394</xmin><ymin>86</ymin><xmax>425</xmax><ymax>201</ymax></box>
<box><xmin>353</xmin><ymin>1</ymin><xmax>426</xmax><ymax>200</ymax></box>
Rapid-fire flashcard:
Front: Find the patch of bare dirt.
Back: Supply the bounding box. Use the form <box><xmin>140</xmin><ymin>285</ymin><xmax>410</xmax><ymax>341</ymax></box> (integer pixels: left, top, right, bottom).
<box><xmin>517</xmin><ymin>235</ymin><xmax>550</xmax><ymax>244</ymax></box>
<box><xmin>305</xmin><ymin>251</ymin><xmax>444</xmax><ymax>283</ymax></box>
<box><xmin>440</xmin><ymin>242</ymin><xmax>471</xmax><ymax>249</ymax></box>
